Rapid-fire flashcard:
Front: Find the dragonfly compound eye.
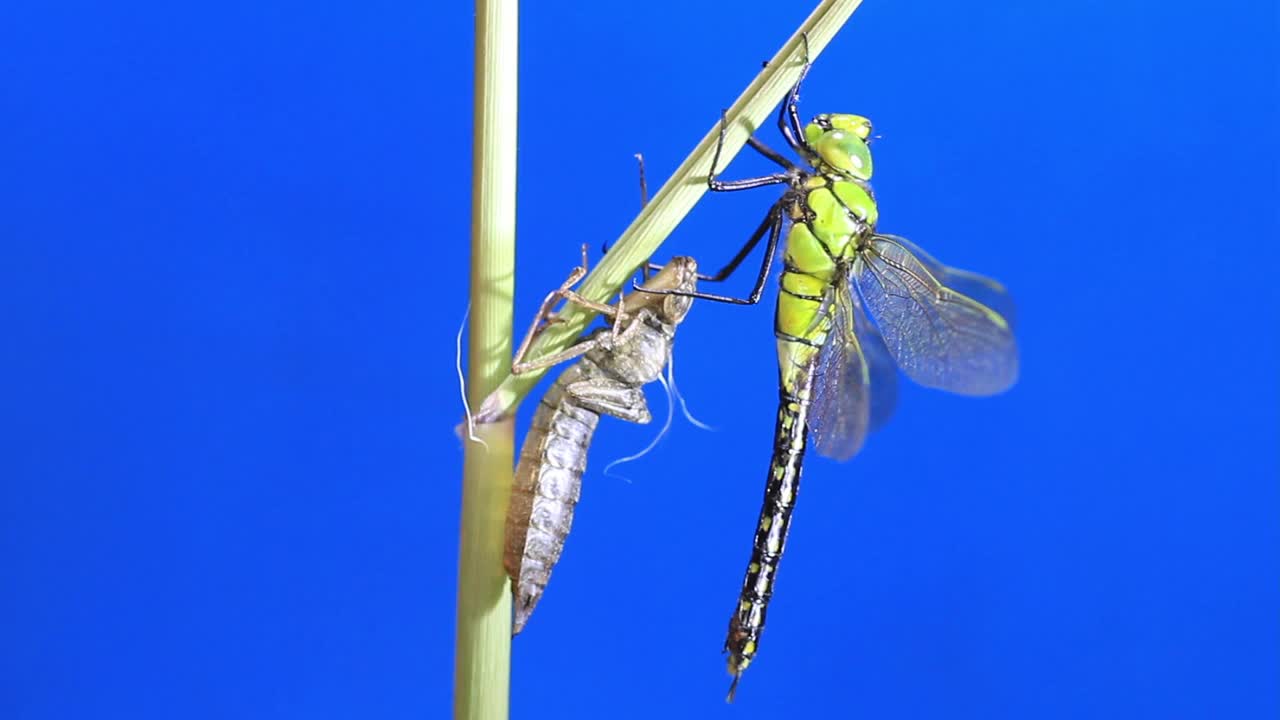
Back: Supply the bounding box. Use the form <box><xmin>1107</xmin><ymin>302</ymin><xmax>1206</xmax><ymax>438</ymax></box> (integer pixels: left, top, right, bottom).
<box><xmin>827</xmin><ymin>113</ymin><xmax>873</xmax><ymax>140</ymax></box>
<box><xmin>811</xmin><ymin>130</ymin><xmax>873</xmax><ymax>181</ymax></box>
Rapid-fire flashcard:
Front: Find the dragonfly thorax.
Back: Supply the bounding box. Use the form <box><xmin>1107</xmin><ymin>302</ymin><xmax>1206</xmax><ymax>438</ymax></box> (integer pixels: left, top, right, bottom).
<box><xmin>803</xmin><ymin>114</ymin><xmax>874</xmax><ymax>181</ymax></box>
<box><xmin>791</xmin><ymin>176</ymin><xmax>879</xmax><ymax>261</ymax></box>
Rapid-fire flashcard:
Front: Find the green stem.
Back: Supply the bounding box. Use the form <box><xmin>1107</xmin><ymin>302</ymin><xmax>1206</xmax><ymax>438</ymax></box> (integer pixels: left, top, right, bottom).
<box><xmin>474</xmin><ymin>0</ymin><xmax>864</xmax><ymax>422</ymax></box>
<box><xmin>455</xmin><ymin>0</ymin><xmax>517</xmax><ymax>716</ymax></box>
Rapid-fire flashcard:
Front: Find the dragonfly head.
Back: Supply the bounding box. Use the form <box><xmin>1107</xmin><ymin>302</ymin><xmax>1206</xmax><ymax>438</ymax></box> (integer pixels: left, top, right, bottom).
<box><xmin>804</xmin><ymin>114</ymin><xmax>874</xmax><ymax>181</ymax></box>
<box><xmin>627</xmin><ymin>256</ymin><xmax>698</xmax><ymax>324</ymax></box>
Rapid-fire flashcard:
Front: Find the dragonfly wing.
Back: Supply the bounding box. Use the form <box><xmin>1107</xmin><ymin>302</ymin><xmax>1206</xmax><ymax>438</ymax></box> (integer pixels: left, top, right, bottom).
<box><xmin>854</xmin><ymin>235</ymin><xmax>1019</xmax><ymax>396</ymax></box>
<box><xmin>874</xmin><ymin>233</ymin><xmax>1018</xmax><ymax>329</ymax></box>
<box><xmin>852</xmin><ymin>289</ymin><xmax>899</xmax><ymax>431</ymax></box>
<box><xmin>808</xmin><ymin>281</ymin><xmax>872</xmax><ymax>462</ymax></box>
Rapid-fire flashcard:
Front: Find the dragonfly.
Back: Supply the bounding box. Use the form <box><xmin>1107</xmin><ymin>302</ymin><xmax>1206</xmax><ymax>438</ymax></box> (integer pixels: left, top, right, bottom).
<box><xmin>638</xmin><ymin>48</ymin><xmax>1019</xmax><ymax>698</ymax></box>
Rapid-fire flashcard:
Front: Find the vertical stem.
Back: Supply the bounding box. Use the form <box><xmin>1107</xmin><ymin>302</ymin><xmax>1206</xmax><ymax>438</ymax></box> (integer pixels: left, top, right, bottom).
<box><xmin>455</xmin><ymin>0</ymin><xmax>517</xmax><ymax>716</ymax></box>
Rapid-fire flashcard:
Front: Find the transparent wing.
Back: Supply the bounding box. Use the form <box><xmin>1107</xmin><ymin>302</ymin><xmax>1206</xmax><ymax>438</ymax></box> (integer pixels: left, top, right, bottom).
<box><xmin>808</xmin><ymin>281</ymin><xmax>871</xmax><ymax>462</ymax></box>
<box><xmin>854</xmin><ymin>235</ymin><xmax>1019</xmax><ymax>396</ymax></box>
<box><xmin>874</xmin><ymin>233</ymin><xmax>1018</xmax><ymax>329</ymax></box>
<box><xmin>852</xmin><ymin>289</ymin><xmax>899</xmax><ymax>431</ymax></box>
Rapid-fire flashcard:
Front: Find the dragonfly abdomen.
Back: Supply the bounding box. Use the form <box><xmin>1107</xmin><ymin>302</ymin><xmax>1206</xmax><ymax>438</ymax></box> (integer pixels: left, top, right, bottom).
<box><xmin>725</xmin><ymin>364</ymin><xmax>816</xmax><ymax>692</ymax></box>
<box><xmin>775</xmin><ymin>271</ymin><xmax>834</xmax><ymax>375</ymax></box>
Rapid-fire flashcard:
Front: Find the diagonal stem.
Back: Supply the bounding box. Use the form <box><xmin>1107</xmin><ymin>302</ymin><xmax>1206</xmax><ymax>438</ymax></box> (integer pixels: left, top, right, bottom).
<box><xmin>475</xmin><ymin>0</ymin><xmax>865</xmax><ymax>422</ymax></box>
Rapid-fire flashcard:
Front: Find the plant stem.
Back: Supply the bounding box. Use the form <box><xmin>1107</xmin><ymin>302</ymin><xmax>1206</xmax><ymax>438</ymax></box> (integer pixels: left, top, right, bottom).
<box><xmin>454</xmin><ymin>0</ymin><xmax>517</xmax><ymax>716</ymax></box>
<box><xmin>474</xmin><ymin>0</ymin><xmax>863</xmax><ymax>422</ymax></box>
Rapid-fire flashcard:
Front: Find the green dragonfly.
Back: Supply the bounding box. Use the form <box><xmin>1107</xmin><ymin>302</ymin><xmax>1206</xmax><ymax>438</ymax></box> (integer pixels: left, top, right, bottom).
<box><xmin>640</xmin><ymin>51</ymin><xmax>1019</xmax><ymax>698</ymax></box>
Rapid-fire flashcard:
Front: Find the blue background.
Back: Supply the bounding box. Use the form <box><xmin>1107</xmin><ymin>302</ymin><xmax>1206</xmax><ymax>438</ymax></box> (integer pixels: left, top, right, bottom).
<box><xmin>3</xmin><ymin>1</ymin><xmax>1277</xmax><ymax>718</ymax></box>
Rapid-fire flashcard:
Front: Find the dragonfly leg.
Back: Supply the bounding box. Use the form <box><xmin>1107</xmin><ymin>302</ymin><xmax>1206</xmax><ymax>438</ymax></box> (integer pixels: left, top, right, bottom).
<box><xmin>777</xmin><ymin>33</ymin><xmax>815</xmax><ymax>159</ymax></box>
<box><xmin>747</xmin><ymin>136</ymin><xmax>795</xmax><ymax>170</ymax></box>
<box><xmin>632</xmin><ymin>202</ymin><xmax>783</xmax><ymax>306</ymax></box>
<box><xmin>636</xmin><ymin>152</ymin><xmax>650</xmax><ymax>208</ymax></box>
<box><xmin>700</xmin><ymin>201</ymin><xmax>783</xmax><ymax>283</ymax></box>
<box><xmin>707</xmin><ymin>110</ymin><xmax>791</xmax><ymax>192</ymax></box>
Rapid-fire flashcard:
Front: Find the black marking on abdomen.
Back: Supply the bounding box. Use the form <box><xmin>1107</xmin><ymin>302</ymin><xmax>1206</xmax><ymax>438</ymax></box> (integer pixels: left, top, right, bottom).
<box><xmin>724</xmin><ymin>370</ymin><xmax>815</xmax><ymax>688</ymax></box>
